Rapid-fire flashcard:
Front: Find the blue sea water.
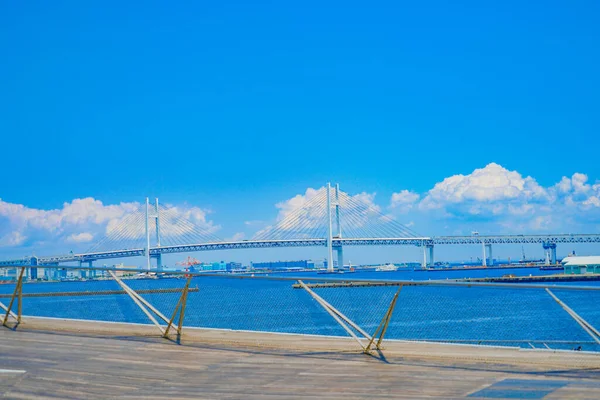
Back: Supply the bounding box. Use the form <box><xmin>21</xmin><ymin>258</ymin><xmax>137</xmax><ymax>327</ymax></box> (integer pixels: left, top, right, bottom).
<box><xmin>268</xmin><ymin>266</ymin><xmax>554</xmax><ymax>281</ymax></box>
<box><xmin>2</xmin><ymin>267</ymin><xmax>599</xmax><ymax>352</ymax></box>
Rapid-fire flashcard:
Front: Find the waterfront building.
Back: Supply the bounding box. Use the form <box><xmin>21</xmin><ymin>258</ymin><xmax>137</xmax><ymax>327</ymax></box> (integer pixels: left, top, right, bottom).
<box><xmin>563</xmin><ymin>256</ymin><xmax>600</xmax><ymax>274</ymax></box>
<box><xmin>213</xmin><ymin>261</ymin><xmax>226</xmax><ymax>271</ymax></box>
<box><xmin>251</xmin><ymin>260</ymin><xmax>310</xmax><ymax>270</ymax></box>
<box><xmin>226</xmin><ymin>262</ymin><xmax>242</xmax><ymax>271</ymax></box>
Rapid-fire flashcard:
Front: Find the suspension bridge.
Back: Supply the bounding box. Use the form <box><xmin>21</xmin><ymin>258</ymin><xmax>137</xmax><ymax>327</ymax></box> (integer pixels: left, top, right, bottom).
<box><xmin>2</xmin><ymin>183</ymin><xmax>600</xmax><ymax>270</ymax></box>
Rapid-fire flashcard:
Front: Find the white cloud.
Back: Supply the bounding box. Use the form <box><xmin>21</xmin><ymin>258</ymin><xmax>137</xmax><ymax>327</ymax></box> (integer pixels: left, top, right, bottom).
<box><xmin>387</xmin><ymin>163</ymin><xmax>600</xmax><ymax>235</ymax></box>
<box><xmin>390</xmin><ymin>190</ymin><xmax>420</xmax><ymax>213</ymax></box>
<box><xmin>352</xmin><ymin>192</ymin><xmax>380</xmax><ymax>212</ymax></box>
<box><xmin>549</xmin><ymin>173</ymin><xmax>600</xmax><ymax>212</ymax></box>
<box><xmin>554</xmin><ymin>177</ymin><xmax>572</xmax><ymax>194</ymax></box>
<box><xmin>419</xmin><ymin>163</ymin><xmax>546</xmax><ymax>211</ymax></box>
<box><xmin>253</xmin><ymin>187</ymin><xmax>326</xmax><ymax>239</ymax></box>
<box><xmin>507</xmin><ymin>204</ymin><xmax>534</xmax><ymax>215</ymax></box>
<box><xmin>244</xmin><ymin>220</ymin><xmax>264</xmax><ymax>226</ymax></box>
<box><xmin>274</xmin><ymin>187</ymin><xmax>322</xmax><ymax>222</ymax></box>
<box><xmin>229</xmin><ymin>232</ymin><xmax>245</xmax><ymax>241</ymax></box>
<box><xmin>582</xmin><ymin>196</ymin><xmax>600</xmax><ymax>208</ymax></box>
<box><xmin>530</xmin><ymin>216</ymin><xmax>551</xmax><ymax>231</ymax></box>
<box><xmin>0</xmin><ymin>197</ymin><xmax>138</xmax><ymax>235</ymax></box>
<box><xmin>257</xmin><ymin>186</ymin><xmax>414</xmax><ymax>239</ymax></box>
<box><xmin>0</xmin><ymin>231</ymin><xmax>27</xmax><ymax>247</ymax></box>
<box><xmin>571</xmin><ymin>173</ymin><xmax>591</xmax><ymax>194</ymax></box>
<box><xmin>67</xmin><ymin>232</ymin><xmax>94</xmax><ymax>243</ymax></box>
<box><xmin>0</xmin><ymin>197</ymin><xmax>219</xmax><ymax>251</ymax></box>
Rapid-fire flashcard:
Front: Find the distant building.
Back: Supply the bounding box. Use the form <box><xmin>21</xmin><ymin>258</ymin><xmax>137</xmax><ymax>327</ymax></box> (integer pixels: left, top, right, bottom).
<box><xmin>251</xmin><ymin>260</ymin><xmax>310</xmax><ymax>270</ymax></box>
<box><xmin>212</xmin><ymin>261</ymin><xmax>226</xmax><ymax>271</ymax></box>
<box><xmin>562</xmin><ymin>256</ymin><xmax>600</xmax><ymax>274</ymax></box>
<box><xmin>193</xmin><ymin>261</ymin><xmax>227</xmax><ymax>272</ymax></box>
<box><xmin>226</xmin><ymin>262</ymin><xmax>242</xmax><ymax>271</ymax></box>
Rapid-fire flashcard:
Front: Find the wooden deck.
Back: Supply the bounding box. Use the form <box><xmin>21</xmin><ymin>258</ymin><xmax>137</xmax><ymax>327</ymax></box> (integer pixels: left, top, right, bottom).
<box><xmin>1</xmin><ymin>318</ymin><xmax>600</xmax><ymax>399</ymax></box>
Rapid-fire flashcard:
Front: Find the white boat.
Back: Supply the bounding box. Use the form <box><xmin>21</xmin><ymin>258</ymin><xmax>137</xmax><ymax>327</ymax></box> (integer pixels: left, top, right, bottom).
<box><xmin>375</xmin><ymin>263</ymin><xmax>398</xmax><ymax>272</ymax></box>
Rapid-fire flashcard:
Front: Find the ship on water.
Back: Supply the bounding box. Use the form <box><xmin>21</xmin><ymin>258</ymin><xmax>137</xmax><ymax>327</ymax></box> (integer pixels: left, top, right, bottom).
<box><xmin>375</xmin><ymin>263</ymin><xmax>398</xmax><ymax>272</ymax></box>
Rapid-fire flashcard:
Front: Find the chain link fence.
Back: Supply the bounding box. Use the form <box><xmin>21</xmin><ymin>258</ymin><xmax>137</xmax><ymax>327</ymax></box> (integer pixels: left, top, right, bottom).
<box><xmin>2</xmin><ymin>265</ymin><xmax>600</xmax><ymax>353</ymax></box>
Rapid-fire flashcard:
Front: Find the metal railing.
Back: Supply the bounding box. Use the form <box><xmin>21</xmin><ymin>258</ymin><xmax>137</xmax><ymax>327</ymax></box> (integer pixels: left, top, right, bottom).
<box><xmin>2</xmin><ymin>265</ymin><xmax>600</xmax><ymax>354</ymax></box>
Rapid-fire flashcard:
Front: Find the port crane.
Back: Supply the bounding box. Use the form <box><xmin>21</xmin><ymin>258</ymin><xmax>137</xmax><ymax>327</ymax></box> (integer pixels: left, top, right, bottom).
<box><xmin>177</xmin><ymin>256</ymin><xmax>201</xmax><ymax>275</ymax></box>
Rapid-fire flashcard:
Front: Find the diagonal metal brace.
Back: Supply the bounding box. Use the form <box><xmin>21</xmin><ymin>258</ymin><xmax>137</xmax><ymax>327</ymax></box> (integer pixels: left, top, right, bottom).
<box><xmin>0</xmin><ymin>302</ymin><xmax>18</xmax><ymax>322</ymax></box>
<box><xmin>546</xmin><ymin>288</ymin><xmax>600</xmax><ymax>344</ymax></box>
<box><xmin>365</xmin><ymin>286</ymin><xmax>402</xmax><ymax>353</ymax></box>
<box><xmin>108</xmin><ymin>270</ymin><xmax>169</xmax><ymax>335</ymax></box>
<box><xmin>163</xmin><ymin>276</ymin><xmax>193</xmax><ymax>342</ymax></box>
<box><xmin>2</xmin><ymin>267</ymin><xmax>25</xmax><ymax>327</ymax></box>
<box><xmin>298</xmin><ymin>280</ymin><xmax>372</xmax><ymax>350</ymax></box>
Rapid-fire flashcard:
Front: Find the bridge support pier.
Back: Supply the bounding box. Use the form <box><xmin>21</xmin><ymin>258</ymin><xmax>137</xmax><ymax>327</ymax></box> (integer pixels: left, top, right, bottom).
<box><xmin>485</xmin><ymin>244</ymin><xmax>493</xmax><ymax>266</ymax></box>
<box><xmin>543</xmin><ymin>242</ymin><xmax>557</xmax><ymax>264</ymax></box>
<box><xmin>29</xmin><ymin>257</ymin><xmax>38</xmax><ymax>280</ymax></box>
<box><xmin>337</xmin><ymin>247</ymin><xmax>344</xmax><ymax>270</ymax></box>
<box><xmin>426</xmin><ymin>245</ymin><xmax>434</xmax><ymax>267</ymax></box>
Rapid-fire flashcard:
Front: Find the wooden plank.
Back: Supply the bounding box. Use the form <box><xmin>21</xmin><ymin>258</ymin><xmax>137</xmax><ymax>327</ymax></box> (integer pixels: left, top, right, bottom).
<box><xmin>2</xmin><ymin>327</ymin><xmax>600</xmax><ymax>399</ymax></box>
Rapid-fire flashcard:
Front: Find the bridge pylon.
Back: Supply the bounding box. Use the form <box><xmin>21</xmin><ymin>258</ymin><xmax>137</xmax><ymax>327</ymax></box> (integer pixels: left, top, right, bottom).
<box><xmin>326</xmin><ymin>183</ymin><xmax>334</xmax><ymax>272</ymax></box>
<box><xmin>543</xmin><ymin>242</ymin><xmax>557</xmax><ymax>264</ymax></box>
<box><xmin>485</xmin><ymin>244</ymin><xmax>493</xmax><ymax>266</ymax></box>
<box><xmin>145</xmin><ymin>197</ymin><xmax>162</xmax><ymax>271</ymax></box>
<box><xmin>325</xmin><ymin>183</ymin><xmax>345</xmax><ymax>272</ymax></box>
<box><xmin>334</xmin><ymin>183</ymin><xmax>343</xmax><ymax>271</ymax></box>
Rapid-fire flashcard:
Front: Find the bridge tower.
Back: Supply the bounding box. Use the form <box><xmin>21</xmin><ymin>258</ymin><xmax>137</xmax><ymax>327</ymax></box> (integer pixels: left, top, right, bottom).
<box><xmin>326</xmin><ymin>183</ymin><xmax>334</xmax><ymax>272</ymax></box>
<box><xmin>154</xmin><ymin>198</ymin><xmax>162</xmax><ymax>271</ymax></box>
<box><xmin>144</xmin><ymin>198</ymin><xmax>162</xmax><ymax>271</ymax></box>
<box><xmin>29</xmin><ymin>256</ymin><xmax>38</xmax><ymax>280</ymax></box>
<box><xmin>481</xmin><ymin>241</ymin><xmax>487</xmax><ymax>267</ymax></box>
<box><xmin>485</xmin><ymin>244</ymin><xmax>493</xmax><ymax>266</ymax></box>
<box><xmin>421</xmin><ymin>244</ymin><xmax>434</xmax><ymax>268</ymax></box>
<box><xmin>426</xmin><ymin>244</ymin><xmax>434</xmax><ymax>267</ymax></box>
<box><xmin>543</xmin><ymin>242</ymin><xmax>557</xmax><ymax>264</ymax></box>
<box><xmin>421</xmin><ymin>241</ymin><xmax>428</xmax><ymax>269</ymax></box>
<box><xmin>335</xmin><ymin>184</ymin><xmax>343</xmax><ymax>270</ymax></box>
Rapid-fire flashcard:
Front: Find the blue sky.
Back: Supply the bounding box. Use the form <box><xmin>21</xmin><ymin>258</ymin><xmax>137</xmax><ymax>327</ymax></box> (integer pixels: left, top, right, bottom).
<box><xmin>1</xmin><ymin>1</ymin><xmax>599</xmax><ymax>264</ymax></box>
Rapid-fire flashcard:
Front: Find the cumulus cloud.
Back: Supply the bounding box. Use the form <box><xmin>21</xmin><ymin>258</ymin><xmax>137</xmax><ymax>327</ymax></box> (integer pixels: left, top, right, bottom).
<box><xmin>419</xmin><ymin>163</ymin><xmax>547</xmax><ymax>211</ymax></box>
<box><xmin>0</xmin><ymin>197</ymin><xmax>139</xmax><ymax>234</ymax></box>
<box><xmin>244</xmin><ymin>220</ymin><xmax>264</xmax><ymax>226</ymax></box>
<box><xmin>554</xmin><ymin>177</ymin><xmax>572</xmax><ymax>194</ymax></box>
<box><xmin>274</xmin><ymin>187</ymin><xmax>322</xmax><ymax>222</ymax></box>
<box><xmin>67</xmin><ymin>232</ymin><xmax>94</xmax><ymax>243</ymax></box>
<box><xmin>0</xmin><ymin>197</ymin><xmax>219</xmax><ymax>252</ymax></box>
<box><xmin>0</xmin><ymin>197</ymin><xmax>138</xmax><ymax>251</ymax></box>
<box><xmin>229</xmin><ymin>232</ymin><xmax>245</xmax><ymax>241</ymax></box>
<box><xmin>390</xmin><ymin>190</ymin><xmax>420</xmax><ymax>213</ymax></box>
<box><xmin>0</xmin><ymin>231</ymin><xmax>27</xmax><ymax>247</ymax></box>
<box><xmin>253</xmin><ymin>187</ymin><xmax>327</xmax><ymax>239</ymax></box>
<box><xmin>583</xmin><ymin>197</ymin><xmax>600</xmax><ymax>208</ymax></box>
<box><xmin>571</xmin><ymin>173</ymin><xmax>591</xmax><ymax>194</ymax></box>
<box><xmin>388</xmin><ymin>163</ymin><xmax>600</xmax><ymax>234</ymax></box>
<box><xmin>256</xmin><ymin>186</ymin><xmax>415</xmax><ymax>239</ymax></box>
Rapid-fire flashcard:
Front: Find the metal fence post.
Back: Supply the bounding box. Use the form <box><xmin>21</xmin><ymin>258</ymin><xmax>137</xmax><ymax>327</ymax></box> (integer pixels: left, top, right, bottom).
<box><xmin>365</xmin><ymin>286</ymin><xmax>402</xmax><ymax>353</ymax></box>
<box><xmin>2</xmin><ymin>267</ymin><xmax>25</xmax><ymax>327</ymax></box>
<box><xmin>164</xmin><ymin>276</ymin><xmax>193</xmax><ymax>342</ymax></box>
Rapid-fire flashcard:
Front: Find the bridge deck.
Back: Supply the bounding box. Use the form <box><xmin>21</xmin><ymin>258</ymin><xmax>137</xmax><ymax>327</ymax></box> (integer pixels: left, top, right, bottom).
<box><xmin>2</xmin><ymin>319</ymin><xmax>600</xmax><ymax>399</ymax></box>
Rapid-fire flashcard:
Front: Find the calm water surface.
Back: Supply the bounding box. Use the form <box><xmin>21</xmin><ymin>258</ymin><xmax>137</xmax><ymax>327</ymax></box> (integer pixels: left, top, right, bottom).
<box><xmin>2</xmin><ymin>267</ymin><xmax>599</xmax><ymax>351</ymax></box>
